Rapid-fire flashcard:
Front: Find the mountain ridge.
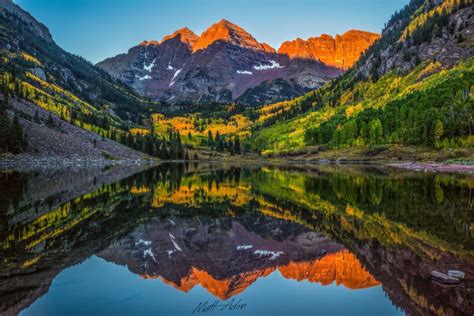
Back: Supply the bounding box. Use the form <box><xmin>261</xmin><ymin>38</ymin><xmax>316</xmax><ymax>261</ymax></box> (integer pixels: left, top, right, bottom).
<box><xmin>279</xmin><ymin>30</ymin><xmax>381</xmax><ymax>69</ymax></box>
<box><xmin>96</xmin><ymin>20</ymin><xmax>379</xmax><ymax>105</ymax></box>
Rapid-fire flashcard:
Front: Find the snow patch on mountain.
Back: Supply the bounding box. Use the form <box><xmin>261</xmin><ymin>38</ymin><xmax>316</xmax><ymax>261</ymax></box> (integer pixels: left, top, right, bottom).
<box><xmin>169</xmin><ymin>68</ymin><xmax>182</xmax><ymax>87</ymax></box>
<box><xmin>253</xmin><ymin>60</ymin><xmax>284</xmax><ymax>71</ymax></box>
<box><xmin>169</xmin><ymin>233</ymin><xmax>183</xmax><ymax>252</ymax></box>
<box><xmin>144</xmin><ymin>57</ymin><xmax>157</xmax><ymax>72</ymax></box>
<box><xmin>136</xmin><ymin>74</ymin><xmax>152</xmax><ymax>81</ymax></box>
<box><xmin>236</xmin><ymin>245</ymin><xmax>253</xmax><ymax>250</ymax></box>
<box><xmin>143</xmin><ymin>248</ymin><xmax>157</xmax><ymax>262</ymax></box>
<box><xmin>254</xmin><ymin>250</ymin><xmax>284</xmax><ymax>260</ymax></box>
<box><xmin>237</xmin><ymin>70</ymin><xmax>252</xmax><ymax>75</ymax></box>
<box><xmin>136</xmin><ymin>239</ymin><xmax>152</xmax><ymax>246</ymax></box>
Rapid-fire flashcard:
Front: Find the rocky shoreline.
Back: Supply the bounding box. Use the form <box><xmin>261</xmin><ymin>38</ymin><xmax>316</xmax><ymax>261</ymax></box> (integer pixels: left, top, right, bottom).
<box><xmin>388</xmin><ymin>162</ymin><xmax>474</xmax><ymax>175</ymax></box>
<box><xmin>2</xmin><ymin>154</ymin><xmax>473</xmax><ymax>176</ymax></box>
<box><xmin>0</xmin><ymin>155</ymin><xmax>157</xmax><ymax>172</ymax></box>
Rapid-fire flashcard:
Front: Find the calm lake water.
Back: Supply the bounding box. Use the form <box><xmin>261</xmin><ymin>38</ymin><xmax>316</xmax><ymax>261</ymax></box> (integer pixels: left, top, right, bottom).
<box><xmin>0</xmin><ymin>163</ymin><xmax>472</xmax><ymax>316</ymax></box>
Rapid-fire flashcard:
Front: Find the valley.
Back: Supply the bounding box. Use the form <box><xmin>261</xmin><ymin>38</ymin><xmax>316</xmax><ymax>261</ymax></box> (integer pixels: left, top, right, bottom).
<box><xmin>0</xmin><ymin>1</ymin><xmax>473</xmax><ymax>315</ymax></box>
<box><xmin>0</xmin><ymin>0</ymin><xmax>473</xmax><ymax>172</ymax></box>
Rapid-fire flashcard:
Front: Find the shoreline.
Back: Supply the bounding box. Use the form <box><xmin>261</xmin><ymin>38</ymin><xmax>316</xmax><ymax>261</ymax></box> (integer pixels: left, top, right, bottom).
<box><xmin>0</xmin><ymin>155</ymin><xmax>159</xmax><ymax>172</ymax></box>
<box><xmin>1</xmin><ymin>154</ymin><xmax>473</xmax><ymax>175</ymax></box>
<box><xmin>387</xmin><ymin>162</ymin><xmax>474</xmax><ymax>175</ymax></box>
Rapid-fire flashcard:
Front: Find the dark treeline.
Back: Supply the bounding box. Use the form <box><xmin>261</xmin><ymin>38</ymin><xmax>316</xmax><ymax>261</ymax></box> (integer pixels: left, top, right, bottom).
<box><xmin>0</xmin><ymin>171</ymin><xmax>28</xmax><ymax>215</ymax></box>
<box><xmin>120</xmin><ymin>128</ymin><xmax>193</xmax><ymax>160</ymax></box>
<box><xmin>0</xmin><ymin>94</ymin><xmax>27</xmax><ymax>154</ymax></box>
<box><xmin>205</xmin><ymin>130</ymin><xmax>241</xmax><ymax>155</ymax></box>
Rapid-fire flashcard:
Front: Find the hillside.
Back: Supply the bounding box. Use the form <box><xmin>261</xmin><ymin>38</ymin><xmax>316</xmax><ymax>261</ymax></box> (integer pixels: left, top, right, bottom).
<box><xmin>0</xmin><ymin>0</ymin><xmax>161</xmax><ymax>123</ymax></box>
<box><xmin>0</xmin><ymin>0</ymin><xmax>190</xmax><ymax>162</ymax></box>
<box><xmin>0</xmin><ymin>97</ymin><xmax>148</xmax><ymax>170</ymax></box>
<box><xmin>249</xmin><ymin>0</ymin><xmax>473</xmax><ymax>160</ymax></box>
<box><xmin>0</xmin><ymin>0</ymin><xmax>472</xmax><ymax>165</ymax></box>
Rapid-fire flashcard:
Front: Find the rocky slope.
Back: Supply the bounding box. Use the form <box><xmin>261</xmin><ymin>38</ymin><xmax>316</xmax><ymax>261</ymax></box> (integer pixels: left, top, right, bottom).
<box><xmin>97</xmin><ymin>20</ymin><xmax>378</xmax><ymax>106</ymax></box>
<box><xmin>355</xmin><ymin>0</ymin><xmax>473</xmax><ymax>79</ymax></box>
<box><xmin>0</xmin><ymin>97</ymin><xmax>148</xmax><ymax>169</ymax></box>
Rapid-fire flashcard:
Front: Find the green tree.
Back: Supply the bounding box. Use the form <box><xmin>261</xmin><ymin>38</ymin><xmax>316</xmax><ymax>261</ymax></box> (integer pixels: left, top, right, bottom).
<box><xmin>433</xmin><ymin>120</ymin><xmax>444</xmax><ymax>146</ymax></box>
<box><xmin>369</xmin><ymin>119</ymin><xmax>383</xmax><ymax>145</ymax></box>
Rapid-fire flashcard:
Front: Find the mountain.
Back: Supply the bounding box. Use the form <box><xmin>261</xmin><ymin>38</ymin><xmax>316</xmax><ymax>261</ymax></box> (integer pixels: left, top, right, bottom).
<box><xmin>278</xmin><ymin>30</ymin><xmax>381</xmax><ymax>70</ymax></box>
<box><xmin>97</xmin><ymin>20</ymin><xmax>378</xmax><ymax>106</ymax></box>
<box><xmin>99</xmin><ymin>216</ymin><xmax>377</xmax><ymax>300</ymax></box>
<box><xmin>0</xmin><ymin>0</ymin><xmax>160</xmax><ymax>122</ymax></box>
<box><xmin>249</xmin><ymin>0</ymin><xmax>473</xmax><ymax>157</ymax></box>
<box><xmin>0</xmin><ymin>0</ymin><xmax>181</xmax><ymax>161</ymax></box>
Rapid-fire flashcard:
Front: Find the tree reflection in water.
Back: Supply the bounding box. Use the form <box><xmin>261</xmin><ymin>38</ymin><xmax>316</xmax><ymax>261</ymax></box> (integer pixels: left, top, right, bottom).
<box><xmin>0</xmin><ymin>163</ymin><xmax>472</xmax><ymax>315</ymax></box>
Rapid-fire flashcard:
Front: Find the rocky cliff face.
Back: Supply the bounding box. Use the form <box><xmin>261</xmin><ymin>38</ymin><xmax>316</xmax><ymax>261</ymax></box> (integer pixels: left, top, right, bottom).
<box><xmin>97</xmin><ymin>20</ymin><xmax>378</xmax><ymax>106</ymax></box>
<box><xmin>278</xmin><ymin>30</ymin><xmax>380</xmax><ymax>70</ymax></box>
<box><xmin>0</xmin><ymin>0</ymin><xmax>52</xmax><ymax>43</ymax></box>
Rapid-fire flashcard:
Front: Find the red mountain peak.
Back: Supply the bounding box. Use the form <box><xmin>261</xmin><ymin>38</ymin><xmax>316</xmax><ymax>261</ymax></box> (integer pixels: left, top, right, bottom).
<box><xmin>161</xmin><ymin>27</ymin><xmax>200</xmax><ymax>48</ymax></box>
<box><xmin>193</xmin><ymin>19</ymin><xmax>266</xmax><ymax>52</ymax></box>
<box><xmin>139</xmin><ymin>40</ymin><xmax>160</xmax><ymax>47</ymax></box>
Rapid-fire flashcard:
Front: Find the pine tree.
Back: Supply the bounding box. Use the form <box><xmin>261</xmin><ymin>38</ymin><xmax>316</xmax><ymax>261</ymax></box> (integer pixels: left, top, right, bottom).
<box><xmin>0</xmin><ymin>100</ymin><xmax>11</xmax><ymax>153</ymax></box>
<box><xmin>207</xmin><ymin>130</ymin><xmax>214</xmax><ymax>148</ymax></box>
<box><xmin>47</xmin><ymin>113</ymin><xmax>54</xmax><ymax>127</ymax></box>
<box><xmin>11</xmin><ymin>114</ymin><xmax>25</xmax><ymax>153</ymax></box>
<box><xmin>160</xmin><ymin>141</ymin><xmax>169</xmax><ymax>159</ymax></box>
<box><xmin>234</xmin><ymin>136</ymin><xmax>241</xmax><ymax>154</ymax></box>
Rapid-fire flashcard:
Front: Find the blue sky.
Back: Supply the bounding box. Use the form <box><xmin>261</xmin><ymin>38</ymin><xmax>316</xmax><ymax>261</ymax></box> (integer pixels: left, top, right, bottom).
<box><xmin>15</xmin><ymin>0</ymin><xmax>409</xmax><ymax>64</ymax></box>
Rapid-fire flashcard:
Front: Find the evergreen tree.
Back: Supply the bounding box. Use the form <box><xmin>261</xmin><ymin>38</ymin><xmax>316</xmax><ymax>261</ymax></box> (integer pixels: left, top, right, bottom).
<box><xmin>207</xmin><ymin>130</ymin><xmax>214</xmax><ymax>148</ymax></box>
<box><xmin>0</xmin><ymin>97</ymin><xmax>26</xmax><ymax>154</ymax></box>
<box><xmin>11</xmin><ymin>114</ymin><xmax>25</xmax><ymax>153</ymax></box>
<box><xmin>47</xmin><ymin>113</ymin><xmax>55</xmax><ymax>127</ymax></box>
<box><xmin>0</xmin><ymin>101</ymin><xmax>11</xmax><ymax>153</ymax></box>
<box><xmin>234</xmin><ymin>136</ymin><xmax>241</xmax><ymax>154</ymax></box>
<box><xmin>215</xmin><ymin>131</ymin><xmax>222</xmax><ymax>151</ymax></box>
<box><xmin>160</xmin><ymin>140</ymin><xmax>169</xmax><ymax>159</ymax></box>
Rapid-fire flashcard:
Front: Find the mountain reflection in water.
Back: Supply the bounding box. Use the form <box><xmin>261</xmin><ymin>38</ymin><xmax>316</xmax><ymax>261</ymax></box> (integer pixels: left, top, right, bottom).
<box><xmin>0</xmin><ymin>163</ymin><xmax>472</xmax><ymax>316</ymax></box>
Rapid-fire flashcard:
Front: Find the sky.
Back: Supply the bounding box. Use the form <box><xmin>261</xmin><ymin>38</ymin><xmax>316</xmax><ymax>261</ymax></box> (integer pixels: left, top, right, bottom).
<box><xmin>14</xmin><ymin>0</ymin><xmax>409</xmax><ymax>64</ymax></box>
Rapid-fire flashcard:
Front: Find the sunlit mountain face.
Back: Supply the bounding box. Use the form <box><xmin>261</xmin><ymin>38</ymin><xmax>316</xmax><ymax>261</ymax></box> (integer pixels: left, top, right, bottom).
<box><xmin>96</xmin><ymin>19</ymin><xmax>379</xmax><ymax>105</ymax></box>
<box><xmin>0</xmin><ymin>163</ymin><xmax>473</xmax><ymax>315</ymax></box>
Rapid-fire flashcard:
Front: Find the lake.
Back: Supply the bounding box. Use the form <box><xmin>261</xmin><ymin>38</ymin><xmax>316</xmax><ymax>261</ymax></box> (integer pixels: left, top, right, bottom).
<box><xmin>0</xmin><ymin>163</ymin><xmax>472</xmax><ymax>315</ymax></box>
